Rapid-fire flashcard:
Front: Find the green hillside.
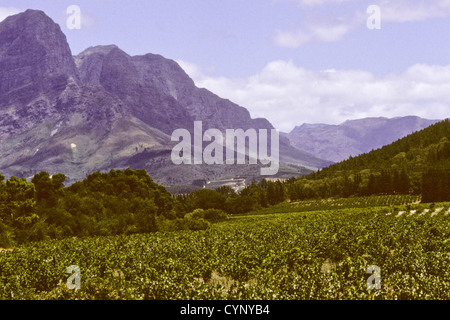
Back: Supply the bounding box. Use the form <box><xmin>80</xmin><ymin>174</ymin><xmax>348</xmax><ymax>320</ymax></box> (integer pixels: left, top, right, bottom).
<box><xmin>288</xmin><ymin>119</ymin><xmax>450</xmax><ymax>202</ymax></box>
<box><xmin>317</xmin><ymin>118</ymin><xmax>450</xmax><ymax>173</ymax></box>
<box><xmin>1</xmin><ymin>120</ymin><xmax>448</xmax><ymax>248</ymax></box>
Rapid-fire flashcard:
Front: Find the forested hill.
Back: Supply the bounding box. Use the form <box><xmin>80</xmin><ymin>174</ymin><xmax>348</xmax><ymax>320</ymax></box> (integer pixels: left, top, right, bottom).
<box><xmin>287</xmin><ymin>119</ymin><xmax>450</xmax><ymax>203</ymax></box>
<box><xmin>315</xmin><ymin>118</ymin><xmax>450</xmax><ymax>173</ymax></box>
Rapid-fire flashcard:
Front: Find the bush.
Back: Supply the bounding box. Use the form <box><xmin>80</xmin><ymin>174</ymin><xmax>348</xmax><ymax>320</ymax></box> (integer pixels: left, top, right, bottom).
<box><xmin>184</xmin><ymin>209</ymin><xmax>205</xmax><ymax>220</ymax></box>
<box><xmin>225</xmin><ymin>196</ymin><xmax>257</xmax><ymax>214</ymax></box>
<box><xmin>156</xmin><ymin>217</ymin><xmax>188</xmax><ymax>232</ymax></box>
<box><xmin>203</xmin><ymin>209</ymin><xmax>228</xmax><ymax>222</ymax></box>
<box><xmin>189</xmin><ymin>189</ymin><xmax>226</xmax><ymax>210</ymax></box>
<box><xmin>184</xmin><ymin>209</ymin><xmax>228</xmax><ymax>223</ymax></box>
<box><xmin>186</xmin><ymin>218</ymin><xmax>210</xmax><ymax>231</ymax></box>
<box><xmin>0</xmin><ymin>221</ymin><xmax>15</xmax><ymax>248</ymax></box>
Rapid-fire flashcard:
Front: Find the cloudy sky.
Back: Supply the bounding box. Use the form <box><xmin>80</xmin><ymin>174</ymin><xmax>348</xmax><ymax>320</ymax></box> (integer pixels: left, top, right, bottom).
<box><xmin>1</xmin><ymin>0</ymin><xmax>450</xmax><ymax>132</ymax></box>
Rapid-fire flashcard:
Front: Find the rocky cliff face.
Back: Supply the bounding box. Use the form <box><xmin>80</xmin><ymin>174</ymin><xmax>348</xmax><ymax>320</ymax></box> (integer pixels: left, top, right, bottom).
<box><xmin>0</xmin><ymin>9</ymin><xmax>330</xmax><ymax>186</ymax></box>
<box><xmin>75</xmin><ymin>44</ymin><xmax>277</xmax><ymax>134</ymax></box>
<box><xmin>0</xmin><ymin>10</ymin><xmax>78</xmax><ymax>130</ymax></box>
<box><xmin>287</xmin><ymin>116</ymin><xmax>440</xmax><ymax>163</ymax></box>
<box><xmin>76</xmin><ymin>46</ymin><xmax>193</xmax><ymax>135</ymax></box>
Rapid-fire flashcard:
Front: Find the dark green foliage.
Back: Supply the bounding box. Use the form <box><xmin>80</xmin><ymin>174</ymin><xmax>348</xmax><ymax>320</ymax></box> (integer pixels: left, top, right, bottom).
<box><xmin>266</xmin><ymin>181</ymin><xmax>286</xmax><ymax>205</ymax></box>
<box><xmin>0</xmin><ymin>221</ymin><xmax>14</xmax><ymax>248</ymax></box>
<box><xmin>1</xmin><ymin>202</ymin><xmax>449</xmax><ymax>300</ymax></box>
<box><xmin>0</xmin><ymin>120</ymin><xmax>447</xmax><ymax>246</ymax></box>
<box><xmin>422</xmin><ymin>169</ymin><xmax>450</xmax><ymax>203</ymax></box>
<box><xmin>215</xmin><ymin>186</ymin><xmax>236</xmax><ymax>198</ymax></box>
<box><xmin>286</xmin><ymin>120</ymin><xmax>450</xmax><ymax>202</ymax></box>
<box><xmin>0</xmin><ymin>176</ymin><xmax>37</xmax><ymax>245</ymax></box>
<box><xmin>174</xmin><ymin>179</ymin><xmax>286</xmax><ymax>216</ymax></box>
<box><xmin>203</xmin><ymin>209</ymin><xmax>228</xmax><ymax>222</ymax></box>
<box><xmin>185</xmin><ymin>208</ymin><xmax>228</xmax><ymax>223</ymax></box>
<box><xmin>185</xmin><ymin>217</ymin><xmax>211</xmax><ymax>231</ymax></box>
<box><xmin>188</xmin><ymin>189</ymin><xmax>227</xmax><ymax>211</ymax></box>
<box><xmin>318</xmin><ymin>119</ymin><xmax>450</xmax><ymax>173</ymax></box>
<box><xmin>225</xmin><ymin>196</ymin><xmax>257</xmax><ymax>214</ymax></box>
<box><xmin>0</xmin><ymin>169</ymin><xmax>180</xmax><ymax>246</ymax></box>
<box><xmin>32</xmin><ymin>172</ymin><xmax>65</xmax><ymax>206</ymax></box>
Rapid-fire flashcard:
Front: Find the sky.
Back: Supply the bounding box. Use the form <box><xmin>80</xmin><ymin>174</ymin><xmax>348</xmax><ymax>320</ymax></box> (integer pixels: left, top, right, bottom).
<box><xmin>1</xmin><ymin>0</ymin><xmax>450</xmax><ymax>132</ymax></box>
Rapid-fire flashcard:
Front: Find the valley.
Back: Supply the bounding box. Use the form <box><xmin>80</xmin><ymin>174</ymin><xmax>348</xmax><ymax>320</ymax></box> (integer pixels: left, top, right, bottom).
<box><xmin>0</xmin><ymin>7</ymin><xmax>449</xmax><ymax>303</ymax></box>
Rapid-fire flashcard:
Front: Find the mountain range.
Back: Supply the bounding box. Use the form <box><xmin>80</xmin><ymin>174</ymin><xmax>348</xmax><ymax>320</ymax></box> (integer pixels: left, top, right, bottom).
<box><xmin>285</xmin><ymin>116</ymin><xmax>440</xmax><ymax>163</ymax></box>
<box><xmin>0</xmin><ymin>9</ymin><xmax>331</xmax><ymax>187</ymax></box>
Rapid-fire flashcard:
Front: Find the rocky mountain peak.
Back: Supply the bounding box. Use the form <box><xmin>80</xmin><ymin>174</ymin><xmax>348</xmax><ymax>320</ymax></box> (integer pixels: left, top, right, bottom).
<box><xmin>0</xmin><ymin>9</ymin><xmax>331</xmax><ymax>186</ymax></box>
<box><xmin>0</xmin><ymin>9</ymin><xmax>77</xmax><ymax>106</ymax></box>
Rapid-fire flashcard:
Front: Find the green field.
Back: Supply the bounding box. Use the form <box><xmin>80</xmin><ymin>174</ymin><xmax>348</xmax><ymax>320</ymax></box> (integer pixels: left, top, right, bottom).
<box><xmin>1</xmin><ymin>198</ymin><xmax>449</xmax><ymax>300</ymax></box>
<box><xmin>242</xmin><ymin>194</ymin><xmax>423</xmax><ymax>216</ymax></box>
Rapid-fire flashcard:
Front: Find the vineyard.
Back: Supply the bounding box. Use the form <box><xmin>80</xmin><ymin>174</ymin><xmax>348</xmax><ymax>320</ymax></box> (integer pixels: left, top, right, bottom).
<box><xmin>245</xmin><ymin>194</ymin><xmax>422</xmax><ymax>215</ymax></box>
<box><xmin>0</xmin><ymin>199</ymin><xmax>449</xmax><ymax>300</ymax></box>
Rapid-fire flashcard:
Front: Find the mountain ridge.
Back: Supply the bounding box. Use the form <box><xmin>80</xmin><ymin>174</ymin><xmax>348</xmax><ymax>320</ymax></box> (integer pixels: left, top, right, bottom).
<box><xmin>286</xmin><ymin>119</ymin><xmax>450</xmax><ymax>202</ymax></box>
<box><xmin>287</xmin><ymin>116</ymin><xmax>441</xmax><ymax>163</ymax></box>
<box><xmin>0</xmin><ymin>9</ymin><xmax>331</xmax><ymax>186</ymax></box>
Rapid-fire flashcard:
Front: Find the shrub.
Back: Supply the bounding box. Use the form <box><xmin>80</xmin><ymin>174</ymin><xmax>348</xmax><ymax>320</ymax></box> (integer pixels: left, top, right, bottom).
<box><xmin>184</xmin><ymin>209</ymin><xmax>205</xmax><ymax>220</ymax></box>
<box><xmin>184</xmin><ymin>209</ymin><xmax>228</xmax><ymax>223</ymax></box>
<box><xmin>186</xmin><ymin>218</ymin><xmax>210</xmax><ymax>231</ymax></box>
<box><xmin>156</xmin><ymin>217</ymin><xmax>187</xmax><ymax>232</ymax></box>
<box><xmin>0</xmin><ymin>221</ymin><xmax>15</xmax><ymax>248</ymax></box>
<box><xmin>203</xmin><ymin>209</ymin><xmax>228</xmax><ymax>222</ymax></box>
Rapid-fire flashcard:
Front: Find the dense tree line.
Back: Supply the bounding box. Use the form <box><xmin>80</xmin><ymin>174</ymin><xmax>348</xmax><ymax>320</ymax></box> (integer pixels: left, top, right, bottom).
<box><xmin>286</xmin><ymin>168</ymin><xmax>416</xmax><ymax>201</ymax></box>
<box><xmin>0</xmin><ymin>121</ymin><xmax>448</xmax><ymax>247</ymax></box>
<box><xmin>174</xmin><ymin>179</ymin><xmax>287</xmax><ymax>215</ymax></box>
<box><xmin>0</xmin><ymin>169</ymin><xmax>227</xmax><ymax>247</ymax></box>
<box><xmin>0</xmin><ymin>163</ymin><xmax>447</xmax><ymax>247</ymax></box>
<box><xmin>1</xmin><ymin>169</ymin><xmax>286</xmax><ymax>247</ymax></box>
<box><xmin>297</xmin><ymin>120</ymin><xmax>450</xmax><ymax>203</ymax></box>
<box><xmin>421</xmin><ymin>169</ymin><xmax>450</xmax><ymax>203</ymax></box>
<box><xmin>316</xmin><ymin>119</ymin><xmax>450</xmax><ymax>173</ymax></box>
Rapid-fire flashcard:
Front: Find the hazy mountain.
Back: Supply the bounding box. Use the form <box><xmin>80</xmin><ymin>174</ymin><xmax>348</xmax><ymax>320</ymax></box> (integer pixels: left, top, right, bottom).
<box><xmin>286</xmin><ymin>116</ymin><xmax>441</xmax><ymax>163</ymax></box>
<box><xmin>0</xmin><ymin>9</ymin><xmax>331</xmax><ymax>186</ymax></box>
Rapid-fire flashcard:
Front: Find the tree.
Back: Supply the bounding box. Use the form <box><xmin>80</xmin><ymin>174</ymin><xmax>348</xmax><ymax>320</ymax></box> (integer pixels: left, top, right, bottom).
<box><xmin>215</xmin><ymin>186</ymin><xmax>236</xmax><ymax>198</ymax></box>
<box><xmin>31</xmin><ymin>172</ymin><xmax>65</xmax><ymax>206</ymax></box>
<box><xmin>421</xmin><ymin>169</ymin><xmax>449</xmax><ymax>203</ymax></box>
<box><xmin>393</xmin><ymin>170</ymin><xmax>410</xmax><ymax>194</ymax></box>
<box><xmin>225</xmin><ymin>196</ymin><xmax>257</xmax><ymax>214</ymax></box>
<box><xmin>189</xmin><ymin>189</ymin><xmax>226</xmax><ymax>210</ymax></box>
<box><xmin>3</xmin><ymin>177</ymin><xmax>36</xmax><ymax>224</ymax></box>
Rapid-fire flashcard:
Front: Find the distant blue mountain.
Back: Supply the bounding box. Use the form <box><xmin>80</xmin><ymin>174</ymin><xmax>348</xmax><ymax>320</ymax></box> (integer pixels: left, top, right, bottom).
<box><xmin>286</xmin><ymin>116</ymin><xmax>441</xmax><ymax>163</ymax></box>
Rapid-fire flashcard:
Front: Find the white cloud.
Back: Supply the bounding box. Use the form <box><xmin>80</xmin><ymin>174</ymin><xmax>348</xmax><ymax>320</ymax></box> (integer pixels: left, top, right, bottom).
<box><xmin>276</xmin><ymin>22</ymin><xmax>358</xmax><ymax>47</ymax></box>
<box><xmin>0</xmin><ymin>7</ymin><xmax>21</xmax><ymax>22</ymax></box>
<box><xmin>380</xmin><ymin>0</ymin><xmax>450</xmax><ymax>23</ymax></box>
<box><xmin>178</xmin><ymin>60</ymin><xmax>450</xmax><ymax>132</ymax></box>
<box><xmin>274</xmin><ymin>0</ymin><xmax>450</xmax><ymax>47</ymax></box>
<box><xmin>274</xmin><ymin>22</ymin><xmax>354</xmax><ymax>47</ymax></box>
<box><xmin>286</xmin><ymin>0</ymin><xmax>450</xmax><ymax>19</ymax></box>
<box><xmin>273</xmin><ymin>4</ymin><xmax>367</xmax><ymax>48</ymax></box>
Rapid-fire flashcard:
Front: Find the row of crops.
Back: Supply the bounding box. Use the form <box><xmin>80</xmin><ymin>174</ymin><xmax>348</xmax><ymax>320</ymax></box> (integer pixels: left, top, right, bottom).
<box><xmin>247</xmin><ymin>194</ymin><xmax>422</xmax><ymax>215</ymax></box>
<box><xmin>0</xmin><ymin>200</ymin><xmax>449</xmax><ymax>300</ymax></box>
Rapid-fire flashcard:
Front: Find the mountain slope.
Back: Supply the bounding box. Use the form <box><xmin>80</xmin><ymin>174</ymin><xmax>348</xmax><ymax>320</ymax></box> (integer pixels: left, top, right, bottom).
<box><xmin>315</xmin><ymin>118</ymin><xmax>450</xmax><ymax>174</ymax></box>
<box><xmin>287</xmin><ymin>119</ymin><xmax>450</xmax><ymax>201</ymax></box>
<box><xmin>287</xmin><ymin>116</ymin><xmax>440</xmax><ymax>162</ymax></box>
<box><xmin>75</xmin><ymin>45</ymin><xmax>331</xmax><ymax>170</ymax></box>
<box><xmin>0</xmin><ymin>9</ymin><xmax>330</xmax><ymax>186</ymax></box>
